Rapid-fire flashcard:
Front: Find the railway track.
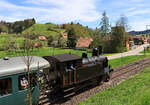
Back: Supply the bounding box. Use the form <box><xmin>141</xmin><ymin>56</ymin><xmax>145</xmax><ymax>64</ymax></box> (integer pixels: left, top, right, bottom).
<box><xmin>39</xmin><ymin>58</ymin><xmax>150</xmax><ymax>105</ymax></box>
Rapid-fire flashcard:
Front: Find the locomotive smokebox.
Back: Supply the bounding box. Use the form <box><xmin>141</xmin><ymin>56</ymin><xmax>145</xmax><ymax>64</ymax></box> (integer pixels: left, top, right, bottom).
<box><xmin>92</xmin><ymin>48</ymin><xmax>98</xmax><ymax>56</ymax></box>
<box><xmin>98</xmin><ymin>45</ymin><xmax>103</xmax><ymax>55</ymax></box>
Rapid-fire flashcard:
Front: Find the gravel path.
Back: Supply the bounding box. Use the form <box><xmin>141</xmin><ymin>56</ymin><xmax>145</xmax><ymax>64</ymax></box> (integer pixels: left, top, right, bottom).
<box><xmin>107</xmin><ymin>43</ymin><xmax>149</xmax><ymax>60</ymax></box>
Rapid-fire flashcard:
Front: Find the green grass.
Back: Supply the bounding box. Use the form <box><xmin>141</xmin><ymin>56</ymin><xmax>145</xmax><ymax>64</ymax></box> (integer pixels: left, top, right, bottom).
<box><xmin>141</xmin><ymin>47</ymin><xmax>150</xmax><ymax>54</ymax></box>
<box><xmin>109</xmin><ymin>55</ymin><xmax>148</xmax><ymax>68</ymax></box>
<box><xmin>79</xmin><ymin>66</ymin><xmax>150</xmax><ymax>105</ymax></box>
<box><xmin>0</xmin><ymin>46</ymin><xmax>118</xmax><ymax>58</ymax></box>
<box><xmin>0</xmin><ymin>47</ymin><xmax>92</xmax><ymax>58</ymax></box>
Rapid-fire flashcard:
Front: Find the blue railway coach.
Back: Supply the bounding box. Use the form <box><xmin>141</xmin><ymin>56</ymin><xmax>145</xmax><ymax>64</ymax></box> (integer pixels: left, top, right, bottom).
<box><xmin>0</xmin><ymin>56</ymin><xmax>50</xmax><ymax>105</ymax></box>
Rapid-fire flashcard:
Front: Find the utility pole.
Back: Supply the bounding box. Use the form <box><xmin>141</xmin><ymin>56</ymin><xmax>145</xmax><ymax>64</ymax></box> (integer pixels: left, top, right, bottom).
<box><xmin>146</xmin><ymin>25</ymin><xmax>150</xmax><ymax>56</ymax></box>
<box><xmin>146</xmin><ymin>25</ymin><xmax>150</xmax><ymax>37</ymax></box>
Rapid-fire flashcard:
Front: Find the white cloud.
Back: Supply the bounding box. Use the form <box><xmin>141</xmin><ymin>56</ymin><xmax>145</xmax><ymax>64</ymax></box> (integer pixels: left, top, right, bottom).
<box><xmin>127</xmin><ymin>9</ymin><xmax>150</xmax><ymax>17</ymax></box>
<box><xmin>130</xmin><ymin>0</ymin><xmax>144</xmax><ymax>3</ymax></box>
<box><xmin>130</xmin><ymin>18</ymin><xmax>150</xmax><ymax>31</ymax></box>
<box><xmin>0</xmin><ymin>0</ymin><xmax>100</xmax><ymax>23</ymax></box>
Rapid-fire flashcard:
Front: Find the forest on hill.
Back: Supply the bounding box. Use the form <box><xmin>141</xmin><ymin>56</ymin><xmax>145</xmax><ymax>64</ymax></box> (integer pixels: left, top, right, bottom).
<box><xmin>0</xmin><ymin>18</ymin><xmax>35</xmax><ymax>33</ymax></box>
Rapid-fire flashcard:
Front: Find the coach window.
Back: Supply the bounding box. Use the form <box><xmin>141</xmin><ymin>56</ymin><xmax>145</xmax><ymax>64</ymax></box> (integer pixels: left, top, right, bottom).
<box><xmin>0</xmin><ymin>78</ymin><xmax>12</xmax><ymax>97</ymax></box>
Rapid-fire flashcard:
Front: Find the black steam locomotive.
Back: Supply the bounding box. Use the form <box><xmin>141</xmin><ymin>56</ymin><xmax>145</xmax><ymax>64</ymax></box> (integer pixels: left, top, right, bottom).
<box><xmin>42</xmin><ymin>46</ymin><xmax>113</xmax><ymax>98</ymax></box>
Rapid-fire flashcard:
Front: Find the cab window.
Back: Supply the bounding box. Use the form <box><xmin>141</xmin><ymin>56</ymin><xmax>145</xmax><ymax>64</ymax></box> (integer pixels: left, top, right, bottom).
<box><xmin>0</xmin><ymin>78</ymin><xmax>12</xmax><ymax>97</ymax></box>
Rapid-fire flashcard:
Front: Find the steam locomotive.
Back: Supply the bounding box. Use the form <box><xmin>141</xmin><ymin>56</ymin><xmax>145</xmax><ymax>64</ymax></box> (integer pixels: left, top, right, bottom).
<box><xmin>42</xmin><ymin>46</ymin><xmax>113</xmax><ymax>98</ymax></box>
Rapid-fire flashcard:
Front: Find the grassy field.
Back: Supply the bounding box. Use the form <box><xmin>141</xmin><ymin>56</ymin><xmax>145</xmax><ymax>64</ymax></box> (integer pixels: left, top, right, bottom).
<box><xmin>79</xmin><ymin>66</ymin><xmax>150</xmax><ymax>105</ymax></box>
<box><xmin>109</xmin><ymin>55</ymin><xmax>148</xmax><ymax>68</ymax></box>
<box><xmin>0</xmin><ymin>47</ymin><xmax>120</xmax><ymax>58</ymax></box>
<box><xmin>141</xmin><ymin>47</ymin><xmax>150</xmax><ymax>54</ymax></box>
<box><xmin>0</xmin><ymin>47</ymin><xmax>92</xmax><ymax>58</ymax></box>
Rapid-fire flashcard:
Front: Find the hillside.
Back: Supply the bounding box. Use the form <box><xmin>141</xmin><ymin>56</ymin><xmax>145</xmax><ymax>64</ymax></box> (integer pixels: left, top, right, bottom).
<box><xmin>22</xmin><ymin>23</ymin><xmax>66</xmax><ymax>37</ymax></box>
<box><xmin>23</xmin><ymin>23</ymin><xmax>95</xmax><ymax>38</ymax></box>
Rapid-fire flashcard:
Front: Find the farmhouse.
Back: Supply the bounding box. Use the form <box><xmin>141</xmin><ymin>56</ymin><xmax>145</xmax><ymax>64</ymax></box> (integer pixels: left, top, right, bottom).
<box><xmin>76</xmin><ymin>37</ymin><xmax>93</xmax><ymax>50</ymax></box>
<box><xmin>63</xmin><ymin>33</ymin><xmax>68</xmax><ymax>39</ymax></box>
<box><xmin>38</xmin><ymin>36</ymin><xmax>47</xmax><ymax>41</ymax></box>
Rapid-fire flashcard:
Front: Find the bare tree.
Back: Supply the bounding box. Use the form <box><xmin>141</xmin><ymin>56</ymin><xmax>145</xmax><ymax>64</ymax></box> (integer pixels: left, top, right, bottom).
<box><xmin>21</xmin><ymin>33</ymin><xmax>34</xmax><ymax>105</ymax></box>
<box><xmin>116</xmin><ymin>15</ymin><xmax>130</xmax><ymax>31</ymax></box>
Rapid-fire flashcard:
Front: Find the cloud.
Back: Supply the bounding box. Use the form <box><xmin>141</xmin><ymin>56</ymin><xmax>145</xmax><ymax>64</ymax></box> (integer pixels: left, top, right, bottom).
<box><xmin>0</xmin><ymin>0</ymin><xmax>100</xmax><ymax>23</ymax></box>
<box><xmin>127</xmin><ymin>9</ymin><xmax>150</xmax><ymax>17</ymax></box>
<box><xmin>130</xmin><ymin>18</ymin><xmax>150</xmax><ymax>31</ymax></box>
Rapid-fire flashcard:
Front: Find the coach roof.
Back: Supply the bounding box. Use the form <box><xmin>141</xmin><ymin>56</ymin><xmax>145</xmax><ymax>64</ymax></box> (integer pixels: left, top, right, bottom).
<box><xmin>0</xmin><ymin>56</ymin><xmax>50</xmax><ymax>77</ymax></box>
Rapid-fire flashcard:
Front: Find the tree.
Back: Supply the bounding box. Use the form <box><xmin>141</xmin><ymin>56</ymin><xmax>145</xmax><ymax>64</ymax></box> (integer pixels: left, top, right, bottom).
<box><xmin>111</xmin><ymin>26</ymin><xmax>126</xmax><ymax>52</ymax></box>
<box><xmin>116</xmin><ymin>15</ymin><xmax>130</xmax><ymax>31</ymax></box>
<box><xmin>67</xmin><ymin>28</ymin><xmax>77</xmax><ymax>48</ymax></box>
<box><xmin>57</xmin><ymin>32</ymin><xmax>67</xmax><ymax>47</ymax></box>
<box><xmin>90</xmin><ymin>34</ymin><xmax>103</xmax><ymax>49</ymax></box>
<box><xmin>47</xmin><ymin>36</ymin><xmax>54</xmax><ymax>46</ymax></box>
<box><xmin>99</xmin><ymin>11</ymin><xmax>110</xmax><ymax>37</ymax></box>
<box><xmin>0</xmin><ymin>24</ymin><xmax>8</xmax><ymax>33</ymax></box>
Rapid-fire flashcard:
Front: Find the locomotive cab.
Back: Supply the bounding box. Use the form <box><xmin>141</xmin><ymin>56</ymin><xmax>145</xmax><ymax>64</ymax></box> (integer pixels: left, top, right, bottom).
<box><xmin>43</xmin><ymin>54</ymin><xmax>82</xmax><ymax>88</ymax></box>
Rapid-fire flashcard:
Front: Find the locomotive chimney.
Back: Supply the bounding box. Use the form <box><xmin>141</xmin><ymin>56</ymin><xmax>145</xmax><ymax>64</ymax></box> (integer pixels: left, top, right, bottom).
<box><xmin>98</xmin><ymin>45</ymin><xmax>103</xmax><ymax>55</ymax></box>
<box><xmin>82</xmin><ymin>52</ymin><xmax>88</xmax><ymax>58</ymax></box>
<box><xmin>92</xmin><ymin>48</ymin><xmax>98</xmax><ymax>56</ymax></box>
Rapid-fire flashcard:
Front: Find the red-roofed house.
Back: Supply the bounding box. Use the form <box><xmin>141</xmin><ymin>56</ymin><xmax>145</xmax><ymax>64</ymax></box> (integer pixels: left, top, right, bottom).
<box><xmin>63</xmin><ymin>33</ymin><xmax>68</xmax><ymax>39</ymax></box>
<box><xmin>76</xmin><ymin>37</ymin><xmax>93</xmax><ymax>49</ymax></box>
<box><xmin>38</xmin><ymin>36</ymin><xmax>47</xmax><ymax>41</ymax></box>
<box><xmin>34</xmin><ymin>42</ymin><xmax>42</xmax><ymax>48</ymax></box>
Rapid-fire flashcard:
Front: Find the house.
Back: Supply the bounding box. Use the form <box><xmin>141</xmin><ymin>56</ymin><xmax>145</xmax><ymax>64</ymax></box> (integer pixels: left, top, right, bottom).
<box><xmin>132</xmin><ymin>36</ymin><xmax>145</xmax><ymax>45</ymax></box>
<box><xmin>38</xmin><ymin>36</ymin><xmax>47</xmax><ymax>41</ymax></box>
<box><xmin>63</xmin><ymin>33</ymin><xmax>68</xmax><ymax>39</ymax></box>
<box><xmin>76</xmin><ymin>37</ymin><xmax>93</xmax><ymax>50</ymax></box>
<box><xmin>34</xmin><ymin>42</ymin><xmax>42</xmax><ymax>48</ymax></box>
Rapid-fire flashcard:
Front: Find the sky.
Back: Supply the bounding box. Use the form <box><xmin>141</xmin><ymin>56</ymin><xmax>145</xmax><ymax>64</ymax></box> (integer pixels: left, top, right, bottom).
<box><xmin>0</xmin><ymin>0</ymin><xmax>150</xmax><ymax>31</ymax></box>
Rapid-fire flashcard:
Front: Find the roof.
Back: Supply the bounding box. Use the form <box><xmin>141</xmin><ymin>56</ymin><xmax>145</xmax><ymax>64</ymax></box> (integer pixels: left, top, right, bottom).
<box><xmin>38</xmin><ymin>36</ymin><xmax>47</xmax><ymax>41</ymax></box>
<box><xmin>63</xmin><ymin>33</ymin><xmax>68</xmax><ymax>39</ymax></box>
<box><xmin>76</xmin><ymin>37</ymin><xmax>93</xmax><ymax>48</ymax></box>
<box><xmin>0</xmin><ymin>56</ymin><xmax>50</xmax><ymax>77</ymax></box>
<box><xmin>44</xmin><ymin>54</ymin><xmax>81</xmax><ymax>63</ymax></box>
